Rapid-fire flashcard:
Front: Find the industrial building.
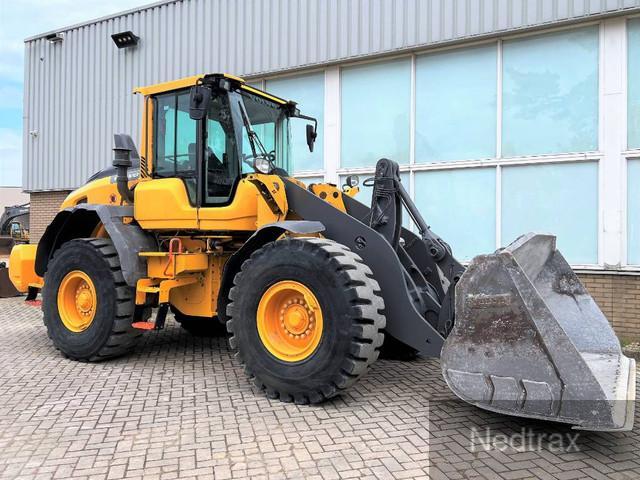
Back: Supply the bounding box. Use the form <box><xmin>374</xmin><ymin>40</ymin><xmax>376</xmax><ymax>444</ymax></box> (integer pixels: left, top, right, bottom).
<box><xmin>19</xmin><ymin>0</ymin><xmax>640</xmax><ymax>339</ymax></box>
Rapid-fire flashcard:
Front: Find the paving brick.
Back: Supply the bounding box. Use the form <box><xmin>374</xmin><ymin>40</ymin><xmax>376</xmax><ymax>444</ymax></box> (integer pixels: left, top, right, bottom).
<box><xmin>0</xmin><ymin>296</ymin><xmax>638</xmax><ymax>479</ymax></box>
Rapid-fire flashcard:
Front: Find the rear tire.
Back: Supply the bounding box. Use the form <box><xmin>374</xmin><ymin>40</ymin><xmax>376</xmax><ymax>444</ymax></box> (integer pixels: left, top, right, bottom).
<box><xmin>171</xmin><ymin>306</ymin><xmax>227</xmax><ymax>337</ymax></box>
<box><xmin>42</xmin><ymin>238</ymin><xmax>142</xmax><ymax>361</ymax></box>
<box><xmin>227</xmin><ymin>237</ymin><xmax>385</xmax><ymax>404</ymax></box>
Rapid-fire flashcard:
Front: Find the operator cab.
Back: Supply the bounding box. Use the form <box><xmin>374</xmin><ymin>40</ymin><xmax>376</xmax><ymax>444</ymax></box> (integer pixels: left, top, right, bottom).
<box><xmin>150</xmin><ymin>74</ymin><xmax>317</xmax><ymax>206</ymax></box>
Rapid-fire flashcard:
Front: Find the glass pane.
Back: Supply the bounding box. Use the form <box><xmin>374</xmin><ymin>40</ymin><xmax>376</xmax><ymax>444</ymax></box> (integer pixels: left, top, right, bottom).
<box><xmin>267</xmin><ymin>73</ymin><xmax>325</xmax><ymax>172</ymax></box>
<box><xmin>238</xmin><ymin>91</ymin><xmax>280</xmax><ymax>174</ymax></box>
<box><xmin>415</xmin><ymin>44</ymin><xmax>497</xmax><ymax>163</ymax></box>
<box><xmin>628</xmin><ymin>160</ymin><xmax>640</xmax><ymax>264</ymax></box>
<box><xmin>628</xmin><ymin>19</ymin><xmax>640</xmax><ymax>149</ymax></box>
<box><xmin>154</xmin><ymin>93</ymin><xmax>196</xmax><ymax>176</ymax></box>
<box><xmin>241</xmin><ymin>123</ymin><xmax>276</xmax><ymax>174</ymax></box>
<box><xmin>502</xmin><ymin>26</ymin><xmax>599</xmax><ymax>156</ymax></box>
<box><xmin>175</xmin><ymin>94</ymin><xmax>196</xmax><ymax>174</ymax></box>
<box><xmin>414</xmin><ymin>168</ymin><xmax>496</xmax><ymax>262</ymax></box>
<box><xmin>341</xmin><ymin>58</ymin><xmax>411</xmax><ymax>168</ymax></box>
<box><xmin>297</xmin><ymin>176</ymin><xmax>324</xmax><ymax>186</ymax></box>
<box><xmin>205</xmin><ymin>93</ymin><xmax>240</xmax><ymax>204</ymax></box>
<box><xmin>155</xmin><ymin>94</ymin><xmax>175</xmax><ymax>175</ymax></box>
<box><xmin>501</xmin><ymin>162</ymin><xmax>598</xmax><ymax>264</ymax></box>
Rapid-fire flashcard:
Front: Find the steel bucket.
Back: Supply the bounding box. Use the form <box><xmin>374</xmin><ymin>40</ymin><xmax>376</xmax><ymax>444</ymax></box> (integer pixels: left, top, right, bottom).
<box><xmin>441</xmin><ymin>233</ymin><xmax>636</xmax><ymax>431</ymax></box>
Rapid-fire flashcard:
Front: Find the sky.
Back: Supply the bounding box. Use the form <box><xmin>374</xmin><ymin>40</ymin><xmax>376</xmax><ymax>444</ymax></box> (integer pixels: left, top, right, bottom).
<box><xmin>0</xmin><ymin>0</ymin><xmax>153</xmax><ymax>187</ymax></box>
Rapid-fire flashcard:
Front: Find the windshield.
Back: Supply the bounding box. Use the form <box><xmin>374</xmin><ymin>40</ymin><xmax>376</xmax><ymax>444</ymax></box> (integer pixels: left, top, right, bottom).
<box><xmin>235</xmin><ymin>90</ymin><xmax>290</xmax><ymax>174</ymax></box>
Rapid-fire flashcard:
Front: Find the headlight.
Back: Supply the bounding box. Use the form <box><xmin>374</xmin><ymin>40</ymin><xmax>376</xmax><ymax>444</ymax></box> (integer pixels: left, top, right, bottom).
<box><xmin>253</xmin><ymin>156</ymin><xmax>272</xmax><ymax>174</ymax></box>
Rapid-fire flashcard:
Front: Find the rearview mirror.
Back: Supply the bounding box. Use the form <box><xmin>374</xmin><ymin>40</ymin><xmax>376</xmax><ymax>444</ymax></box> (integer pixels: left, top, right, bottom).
<box><xmin>306</xmin><ymin>124</ymin><xmax>317</xmax><ymax>153</ymax></box>
<box><xmin>189</xmin><ymin>85</ymin><xmax>211</xmax><ymax>120</ymax></box>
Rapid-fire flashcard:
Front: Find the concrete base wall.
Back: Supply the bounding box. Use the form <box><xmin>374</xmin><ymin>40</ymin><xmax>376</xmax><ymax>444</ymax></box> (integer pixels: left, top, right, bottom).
<box><xmin>29</xmin><ymin>191</ymin><xmax>71</xmax><ymax>244</ymax></box>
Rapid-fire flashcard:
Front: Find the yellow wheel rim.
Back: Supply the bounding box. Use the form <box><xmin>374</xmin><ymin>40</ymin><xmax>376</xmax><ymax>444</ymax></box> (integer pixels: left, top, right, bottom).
<box><xmin>257</xmin><ymin>280</ymin><xmax>324</xmax><ymax>362</ymax></box>
<box><xmin>57</xmin><ymin>270</ymin><xmax>97</xmax><ymax>333</ymax></box>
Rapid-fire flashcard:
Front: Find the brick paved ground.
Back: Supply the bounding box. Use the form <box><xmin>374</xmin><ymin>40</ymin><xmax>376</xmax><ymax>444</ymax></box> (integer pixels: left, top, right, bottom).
<box><xmin>0</xmin><ymin>296</ymin><xmax>638</xmax><ymax>480</ymax></box>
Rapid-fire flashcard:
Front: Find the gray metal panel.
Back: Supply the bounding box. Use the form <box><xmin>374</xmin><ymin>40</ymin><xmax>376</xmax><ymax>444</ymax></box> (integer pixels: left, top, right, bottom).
<box><xmin>22</xmin><ymin>0</ymin><xmax>640</xmax><ymax>191</ymax></box>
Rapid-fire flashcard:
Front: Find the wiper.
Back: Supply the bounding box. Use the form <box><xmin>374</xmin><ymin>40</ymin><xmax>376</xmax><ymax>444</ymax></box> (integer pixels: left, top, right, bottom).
<box><xmin>237</xmin><ymin>99</ymin><xmax>268</xmax><ymax>158</ymax></box>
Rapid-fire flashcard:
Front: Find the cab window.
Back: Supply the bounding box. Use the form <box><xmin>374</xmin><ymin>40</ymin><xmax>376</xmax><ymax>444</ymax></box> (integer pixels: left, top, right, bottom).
<box><xmin>204</xmin><ymin>94</ymin><xmax>240</xmax><ymax>204</ymax></box>
<box><xmin>154</xmin><ymin>92</ymin><xmax>197</xmax><ymax>201</ymax></box>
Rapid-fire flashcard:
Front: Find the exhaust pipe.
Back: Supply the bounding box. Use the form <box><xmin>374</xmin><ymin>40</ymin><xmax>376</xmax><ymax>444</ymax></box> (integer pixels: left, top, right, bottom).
<box><xmin>112</xmin><ymin>135</ymin><xmax>135</xmax><ymax>203</ymax></box>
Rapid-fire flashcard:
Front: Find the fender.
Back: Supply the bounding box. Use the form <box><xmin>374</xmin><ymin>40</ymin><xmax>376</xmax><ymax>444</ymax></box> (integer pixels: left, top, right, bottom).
<box><xmin>217</xmin><ymin>220</ymin><xmax>325</xmax><ymax>321</ymax></box>
<box><xmin>35</xmin><ymin>205</ymin><xmax>156</xmax><ymax>286</ymax></box>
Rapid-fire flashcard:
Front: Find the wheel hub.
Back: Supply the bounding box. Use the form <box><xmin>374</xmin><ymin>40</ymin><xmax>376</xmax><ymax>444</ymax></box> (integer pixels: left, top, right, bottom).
<box><xmin>280</xmin><ymin>300</ymin><xmax>315</xmax><ymax>337</ymax></box>
<box><xmin>75</xmin><ymin>286</ymin><xmax>94</xmax><ymax>315</ymax></box>
<box><xmin>257</xmin><ymin>280</ymin><xmax>324</xmax><ymax>362</ymax></box>
<box><xmin>57</xmin><ymin>270</ymin><xmax>97</xmax><ymax>332</ymax></box>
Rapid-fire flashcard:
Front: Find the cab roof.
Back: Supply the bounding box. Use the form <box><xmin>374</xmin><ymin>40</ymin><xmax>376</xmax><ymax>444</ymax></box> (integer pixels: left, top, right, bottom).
<box><xmin>134</xmin><ymin>73</ymin><xmax>288</xmax><ymax>105</ymax></box>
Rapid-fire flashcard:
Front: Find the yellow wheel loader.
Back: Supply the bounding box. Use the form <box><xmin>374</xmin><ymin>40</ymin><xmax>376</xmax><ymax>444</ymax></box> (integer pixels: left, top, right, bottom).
<box><xmin>9</xmin><ymin>73</ymin><xmax>636</xmax><ymax>431</ymax></box>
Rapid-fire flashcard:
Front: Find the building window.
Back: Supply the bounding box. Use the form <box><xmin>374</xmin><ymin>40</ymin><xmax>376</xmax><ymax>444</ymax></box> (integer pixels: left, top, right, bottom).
<box><xmin>272</xmin><ymin>24</ymin><xmax>604</xmax><ymax>267</ymax></box>
<box><xmin>501</xmin><ymin>162</ymin><xmax>598</xmax><ymax>264</ymax></box>
<box><xmin>415</xmin><ymin>44</ymin><xmax>497</xmax><ymax>163</ymax></box>
<box><xmin>414</xmin><ymin>168</ymin><xmax>496</xmax><ymax>262</ymax></box>
<box><xmin>266</xmin><ymin>72</ymin><xmax>325</xmax><ymax>173</ymax></box>
<box><xmin>341</xmin><ymin>58</ymin><xmax>411</xmax><ymax>168</ymax></box>
<box><xmin>502</xmin><ymin>26</ymin><xmax>599</xmax><ymax>157</ymax></box>
<box><xmin>628</xmin><ymin>19</ymin><xmax>640</xmax><ymax>149</ymax></box>
<box><xmin>628</xmin><ymin>160</ymin><xmax>640</xmax><ymax>264</ymax></box>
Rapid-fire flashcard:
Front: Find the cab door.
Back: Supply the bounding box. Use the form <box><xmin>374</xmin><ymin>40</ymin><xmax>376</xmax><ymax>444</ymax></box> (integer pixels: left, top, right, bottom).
<box><xmin>196</xmin><ymin>93</ymin><xmax>261</xmax><ymax>232</ymax></box>
<box><xmin>134</xmin><ymin>90</ymin><xmax>199</xmax><ymax>230</ymax></box>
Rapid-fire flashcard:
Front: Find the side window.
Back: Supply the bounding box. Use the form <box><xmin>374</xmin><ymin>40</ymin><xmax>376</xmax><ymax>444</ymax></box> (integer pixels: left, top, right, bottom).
<box><xmin>204</xmin><ymin>94</ymin><xmax>240</xmax><ymax>204</ymax></box>
<box><xmin>154</xmin><ymin>92</ymin><xmax>197</xmax><ymax>178</ymax></box>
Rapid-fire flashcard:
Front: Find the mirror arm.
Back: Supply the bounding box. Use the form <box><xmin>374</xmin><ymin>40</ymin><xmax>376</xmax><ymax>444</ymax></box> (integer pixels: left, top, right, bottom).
<box><xmin>295</xmin><ymin>113</ymin><xmax>318</xmax><ymax>133</ymax></box>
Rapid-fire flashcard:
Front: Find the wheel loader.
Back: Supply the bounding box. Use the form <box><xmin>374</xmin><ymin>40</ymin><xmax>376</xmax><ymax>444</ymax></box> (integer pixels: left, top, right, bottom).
<box><xmin>8</xmin><ymin>73</ymin><xmax>636</xmax><ymax>431</ymax></box>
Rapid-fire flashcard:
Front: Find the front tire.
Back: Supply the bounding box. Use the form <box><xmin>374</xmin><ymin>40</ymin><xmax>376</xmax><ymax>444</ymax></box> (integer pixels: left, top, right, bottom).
<box><xmin>227</xmin><ymin>238</ymin><xmax>385</xmax><ymax>404</ymax></box>
<box><xmin>42</xmin><ymin>238</ymin><xmax>142</xmax><ymax>361</ymax></box>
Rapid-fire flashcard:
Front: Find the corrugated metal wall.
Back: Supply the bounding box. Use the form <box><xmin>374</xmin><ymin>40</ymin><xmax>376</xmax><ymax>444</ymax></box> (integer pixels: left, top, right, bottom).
<box><xmin>23</xmin><ymin>0</ymin><xmax>640</xmax><ymax>191</ymax></box>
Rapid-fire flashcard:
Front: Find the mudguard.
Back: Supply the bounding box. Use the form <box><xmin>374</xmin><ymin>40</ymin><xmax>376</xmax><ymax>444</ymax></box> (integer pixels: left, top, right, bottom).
<box><xmin>35</xmin><ymin>205</ymin><xmax>156</xmax><ymax>286</ymax></box>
